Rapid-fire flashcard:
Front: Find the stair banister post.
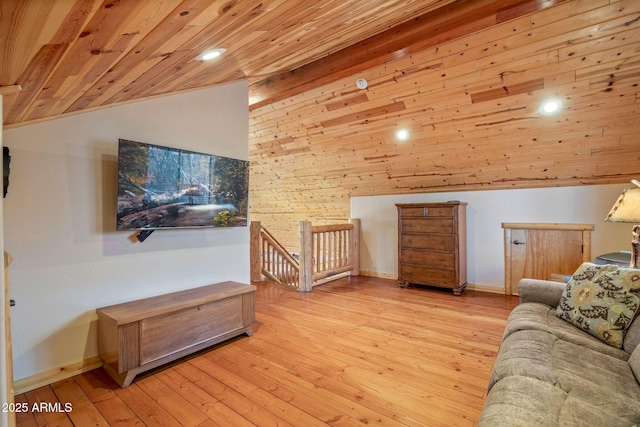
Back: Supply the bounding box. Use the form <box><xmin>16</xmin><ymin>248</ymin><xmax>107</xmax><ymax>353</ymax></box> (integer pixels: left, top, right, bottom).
<box><xmin>349</xmin><ymin>218</ymin><xmax>360</xmax><ymax>276</ymax></box>
<box><xmin>299</xmin><ymin>221</ymin><xmax>313</xmax><ymax>292</ymax></box>
<box><xmin>250</xmin><ymin>221</ymin><xmax>262</xmax><ymax>282</ymax></box>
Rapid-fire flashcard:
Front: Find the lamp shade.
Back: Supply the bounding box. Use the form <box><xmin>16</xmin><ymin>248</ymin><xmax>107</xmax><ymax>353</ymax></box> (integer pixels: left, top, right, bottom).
<box><xmin>605</xmin><ymin>187</ymin><xmax>640</xmax><ymax>223</ymax></box>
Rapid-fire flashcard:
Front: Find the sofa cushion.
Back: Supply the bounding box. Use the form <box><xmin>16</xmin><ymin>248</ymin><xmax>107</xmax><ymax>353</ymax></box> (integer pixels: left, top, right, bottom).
<box><xmin>556</xmin><ymin>262</ymin><xmax>640</xmax><ymax>348</ymax></box>
<box><xmin>487</xmin><ymin>328</ymin><xmax>640</xmax><ymax>421</ymax></box>
<box><xmin>479</xmin><ymin>375</ymin><xmax>640</xmax><ymax>427</ymax></box>
<box><xmin>488</xmin><ymin>328</ymin><xmax>559</xmax><ymax>390</ymax></box>
<box><xmin>625</xmin><ymin>316</ymin><xmax>640</xmax><ymax>354</ymax></box>
<box><xmin>479</xmin><ymin>376</ymin><xmax>568</xmax><ymax>427</ymax></box>
<box><xmin>505</xmin><ymin>303</ymin><xmax>630</xmax><ymax>361</ymax></box>
<box><xmin>631</xmin><ymin>345</ymin><xmax>640</xmax><ymax>384</ymax></box>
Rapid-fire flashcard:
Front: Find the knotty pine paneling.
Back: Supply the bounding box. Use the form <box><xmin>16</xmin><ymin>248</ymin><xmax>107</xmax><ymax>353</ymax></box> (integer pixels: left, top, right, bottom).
<box><xmin>3</xmin><ymin>0</ymin><xmax>463</xmax><ymax>127</ymax></box>
<box><xmin>249</xmin><ymin>0</ymin><xmax>640</xmax><ymax>248</ymax></box>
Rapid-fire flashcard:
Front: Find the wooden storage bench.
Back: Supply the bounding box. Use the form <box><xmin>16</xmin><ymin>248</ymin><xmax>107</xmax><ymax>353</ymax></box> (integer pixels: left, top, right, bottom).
<box><xmin>96</xmin><ymin>281</ymin><xmax>256</xmax><ymax>387</ymax></box>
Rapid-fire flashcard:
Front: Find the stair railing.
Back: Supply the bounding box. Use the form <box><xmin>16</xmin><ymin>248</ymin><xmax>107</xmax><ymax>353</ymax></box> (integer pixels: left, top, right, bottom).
<box><xmin>298</xmin><ymin>219</ymin><xmax>360</xmax><ymax>291</ymax></box>
<box><xmin>250</xmin><ymin>219</ymin><xmax>360</xmax><ymax>291</ymax></box>
<box><xmin>250</xmin><ymin>222</ymin><xmax>299</xmax><ymax>287</ymax></box>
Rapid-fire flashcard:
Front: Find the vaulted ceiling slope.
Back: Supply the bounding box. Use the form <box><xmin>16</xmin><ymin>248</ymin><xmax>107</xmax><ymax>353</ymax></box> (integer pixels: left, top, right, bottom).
<box><xmin>247</xmin><ymin>0</ymin><xmax>640</xmax><ymax>246</ymax></box>
<box><xmin>0</xmin><ymin>0</ymin><xmax>459</xmax><ymax>127</ymax></box>
<box><xmin>1</xmin><ymin>0</ymin><xmax>567</xmax><ymax>127</ymax></box>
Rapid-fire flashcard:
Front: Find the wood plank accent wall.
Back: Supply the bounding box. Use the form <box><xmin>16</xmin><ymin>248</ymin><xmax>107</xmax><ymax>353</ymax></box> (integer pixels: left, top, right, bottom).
<box><xmin>248</xmin><ymin>0</ymin><xmax>640</xmax><ymax>248</ymax></box>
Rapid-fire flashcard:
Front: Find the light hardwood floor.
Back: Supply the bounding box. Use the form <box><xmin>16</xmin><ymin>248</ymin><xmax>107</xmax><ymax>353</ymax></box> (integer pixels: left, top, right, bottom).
<box><xmin>15</xmin><ymin>276</ymin><xmax>518</xmax><ymax>427</ymax></box>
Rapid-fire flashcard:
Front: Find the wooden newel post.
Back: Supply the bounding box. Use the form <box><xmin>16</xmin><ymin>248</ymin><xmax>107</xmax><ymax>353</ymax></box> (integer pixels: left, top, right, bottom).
<box><xmin>250</xmin><ymin>221</ymin><xmax>262</xmax><ymax>282</ymax></box>
<box><xmin>349</xmin><ymin>218</ymin><xmax>360</xmax><ymax>276</ymax></box>
<box><xmin>299</xmin><ymin>221</ymin><xmax>313</xmax><ymax>292</ymax></box>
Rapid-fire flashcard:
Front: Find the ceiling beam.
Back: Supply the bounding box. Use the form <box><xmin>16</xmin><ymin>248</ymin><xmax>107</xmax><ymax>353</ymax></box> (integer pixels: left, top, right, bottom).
<box><xmin>248</xmin><ymin>0</ymin><xmax>568</xmax><ymax>110</ymax></box>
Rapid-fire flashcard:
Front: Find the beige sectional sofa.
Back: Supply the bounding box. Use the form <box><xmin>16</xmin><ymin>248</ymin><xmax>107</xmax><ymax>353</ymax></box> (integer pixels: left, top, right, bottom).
<box><xmin>479</xmin><ymin>263</ymin><xmax>640</xmax><ymax>426</ymax></box>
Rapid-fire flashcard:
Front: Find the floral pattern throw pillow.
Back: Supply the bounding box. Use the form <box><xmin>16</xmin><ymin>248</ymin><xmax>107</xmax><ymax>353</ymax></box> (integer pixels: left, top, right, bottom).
<box><xmin>556</xmin><ymin>262</ymin><xmax>640</xmax><ymax>348</ymax></box>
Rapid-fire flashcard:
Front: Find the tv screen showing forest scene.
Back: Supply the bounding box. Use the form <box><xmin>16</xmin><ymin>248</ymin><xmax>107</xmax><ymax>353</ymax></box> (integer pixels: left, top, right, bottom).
<box><xmin>116</xmin><ymin>139</ymin><xmax>249</xmax><ymax>230</ymax></box>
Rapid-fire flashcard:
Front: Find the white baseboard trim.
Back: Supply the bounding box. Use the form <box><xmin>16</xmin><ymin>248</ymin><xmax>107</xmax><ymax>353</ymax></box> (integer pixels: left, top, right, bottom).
<box><xmin>13</xmin><ymin>356</ymin><xmax>103</xmax><ymax>395</ymax></box>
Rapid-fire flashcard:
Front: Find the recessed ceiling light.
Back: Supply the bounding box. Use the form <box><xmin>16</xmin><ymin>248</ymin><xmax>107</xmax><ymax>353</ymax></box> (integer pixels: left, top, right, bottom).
<box><xmin>395</xmin><ymin>128</ymin><xmax>410</xmax><ymax>141</ymax></box>
<box><xmin>197</xmin><ymin>48</ymin><xmax>226</xmax><ymax>61</ymax></box>
<box><xmin>539</xmin><ymin>98</ymin><xmax>563</xmax><ymax>115</ymax></box>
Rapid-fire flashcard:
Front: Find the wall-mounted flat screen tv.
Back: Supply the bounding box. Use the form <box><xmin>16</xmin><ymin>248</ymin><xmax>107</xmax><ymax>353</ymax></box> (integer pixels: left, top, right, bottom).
<box><xmin>116</xmin><ymin>139</ymin><xmax>249</xmax><ymax>230</ymax></box>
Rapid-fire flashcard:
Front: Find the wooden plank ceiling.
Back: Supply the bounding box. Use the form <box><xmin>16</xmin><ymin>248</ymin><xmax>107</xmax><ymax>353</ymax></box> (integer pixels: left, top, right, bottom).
<box><xmin>248</xmin><ymin>0</ymin><xmax>640</xmax><ymax>247</ymax></box>
<box><xmin>0</xmin><ymin>0</ymin><xmax>458</xmax><ymax>126</ymax></box>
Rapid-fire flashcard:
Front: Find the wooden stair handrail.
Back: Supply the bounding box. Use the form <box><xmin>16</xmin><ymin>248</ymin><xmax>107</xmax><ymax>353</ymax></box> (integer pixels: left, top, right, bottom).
<box><xmin>299</xmin><ymin>218</ymin><xmax>360</xmax><ymax>291</ymax></box>
<box><xmin>251</xmin><ymin>219</ymin><xmax>360</xmax><ymax>291</ymax></box>
<box><xmin>261</xmin><ymin>227</ymin><xmax>300</xmax><ymax>287</ymax></box>
<box><xmin>250</xmin><ymin>221</ymin><xmax>300</xmax><ymax>287</ymax></box>
<box><xmin>260</xmin><ymin>227</ymin><xmax>299</xmax><ymax>268</ymax></box>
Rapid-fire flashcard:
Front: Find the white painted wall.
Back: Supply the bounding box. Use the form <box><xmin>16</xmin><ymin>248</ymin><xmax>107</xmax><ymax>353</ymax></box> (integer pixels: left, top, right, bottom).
<box><xmin>3</xmin><ymin>82</ymin><xmax>250</xmax><ymax>382</ymax></box>
<box><xmin>351</xmin><ymin>184</ymin><xmax>633</xmax><ymax>289</ymax></box>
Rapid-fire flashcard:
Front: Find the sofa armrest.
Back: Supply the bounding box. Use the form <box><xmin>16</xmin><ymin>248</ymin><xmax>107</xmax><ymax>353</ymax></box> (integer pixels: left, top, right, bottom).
<box><xmin>518</xmin><ymin>278</ymin><xmax>567</xmax><ymax>307</ymax></box>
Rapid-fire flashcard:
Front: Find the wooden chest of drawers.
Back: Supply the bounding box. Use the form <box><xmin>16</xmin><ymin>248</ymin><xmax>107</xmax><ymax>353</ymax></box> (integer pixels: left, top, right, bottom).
<box><xmin>396</xmin><ymin>202</ymin><xmax>467</xmax><ymax>295</ymax></box>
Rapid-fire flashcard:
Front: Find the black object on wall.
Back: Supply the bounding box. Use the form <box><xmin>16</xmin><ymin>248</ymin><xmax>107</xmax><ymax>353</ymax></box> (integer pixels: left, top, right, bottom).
<box><xmin>3</xmin><ymin>146</ymin><xmax>9</xmax><ymax>198</ymax></box>
<box><xmin>136</xmin><ymin>230</ymin><xmax>155</xmax><ymax>242</ymax></box>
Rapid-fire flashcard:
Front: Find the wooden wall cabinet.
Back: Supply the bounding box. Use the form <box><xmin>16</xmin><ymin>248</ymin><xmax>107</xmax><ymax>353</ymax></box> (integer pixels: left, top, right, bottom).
<box><xmin>396</xmin><ymin>202</ymin><xmax>467</xmax><ymax>295</ymax></box>
<box><xmin>97</xmin><ymin>281</ymin><xmax>256</xmax><ymax>387</ymax></box>
<box><xmin>502</xmin><ymin>223</ymin><xmax>593</xmax><ymax>295</ymax></box>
